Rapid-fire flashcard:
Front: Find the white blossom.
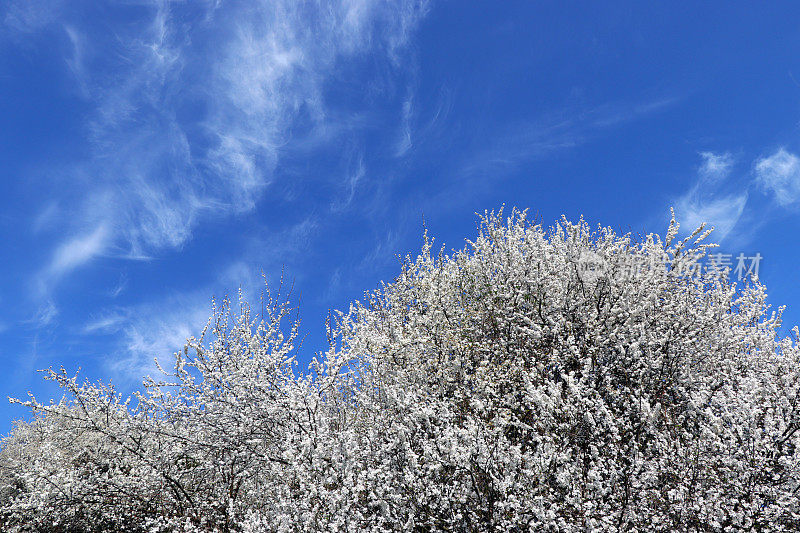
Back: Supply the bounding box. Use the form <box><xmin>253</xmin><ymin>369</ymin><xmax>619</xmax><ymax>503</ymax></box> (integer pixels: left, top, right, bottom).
<box><xmin>2</xmin><ymin>208</ymin><xmax>800</xmax><ymax>531</ymax></box>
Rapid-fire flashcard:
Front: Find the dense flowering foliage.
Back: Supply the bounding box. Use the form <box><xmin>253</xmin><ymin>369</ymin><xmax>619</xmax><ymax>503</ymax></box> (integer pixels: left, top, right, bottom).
<box><xmin>3</xmin><ymin>209</ymin><xmax>800</xmax><ymax>532</ymax></box>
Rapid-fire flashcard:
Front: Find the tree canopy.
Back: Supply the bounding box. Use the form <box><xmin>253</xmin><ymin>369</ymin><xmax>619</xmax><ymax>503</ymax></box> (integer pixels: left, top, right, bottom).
<box><xmin>3</xmin><ymin>209</ymin><xmax>800</xmax><ymax>532</ymax></box>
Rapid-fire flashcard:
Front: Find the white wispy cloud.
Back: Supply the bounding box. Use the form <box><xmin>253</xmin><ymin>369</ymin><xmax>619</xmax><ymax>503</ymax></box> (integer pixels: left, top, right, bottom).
<box><xmin>115</xmin><ymin>296</ymin><xmax>213</xmax><ymax>381</ymax></box>
<box><xmin>698</xmin><ymin>151</ymin><xmax>734</xmax><ymax>182</ymax></box>
<box><xmin>10</xmin><ymin>0</ymin><xmax>428</xmax><ymax>289</ymax></box>
<box><xmin>32</xmin><ymin>202</ymin><xmax>60</xmax><ymax>234</ymax></box>
<box><xmin>394</xmin><ymin>94</ymin><xmax>414</xmax><ymax>157</ymax></box>
<box><xmin>755</xmin><ymin>148</ymin><xmax>800</xmax><ymax>207</ymax></box>
<box><xmin>108</xmin><ymin>274</ymin><xmax>127</xmax><ymax>298</ymax></box>
<box><xmin>83</xmin><ymin>311</ymin><xmax>128</xmax><ymax>334</ymax></box>
<box><xmin>62</xmin><ymin>25</ymin><xmax>88</xmax><ymax>95</ymax></box>
<box><xmin>3</xmin><ymin>0</ymin><xmax>64</xmax><ymax>34</ymax></box>
<box><xmin>675</xmin><ymin>194</ymin><xmax>748</xmax><ymax>241</ymax></box>
<box><xmin>459</xmin><ymin>97</ymin><xmax>678</xmax><ymax>179</ymax></box>
<box><xmin>331</xmin><ymin>150</ymin><xmax>367</xmax><ymax>211</ymax></box>
<box><xmin>674</xmin><ymin>151</ymin><xmax>747</xmax><ymax>242</ymax></box>
<box><xmin>19</xmin><ymin>299</ymin><xmax>59</xmax><ymax>329</ymax></box>
<box><xmin>31</xmin><ymin>300</ymin><xmax>59</xmax><ymax>328</ymax></box>
<box><xmin>32</xmin><ymin>225</ymin><xmax>110</xmax><ymax>315</ymax></box>
<box><xmin>47</xmin><ymin>224</ymin><xmax>109</xmax><ymax>280</ymax></box>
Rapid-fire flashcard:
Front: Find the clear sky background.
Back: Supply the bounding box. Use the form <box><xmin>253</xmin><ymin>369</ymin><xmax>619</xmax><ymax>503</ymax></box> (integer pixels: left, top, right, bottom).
<box><xmin>2</xmin><ymin>1</ymin><xmax>800</xmax><ymax>435</ymax></box>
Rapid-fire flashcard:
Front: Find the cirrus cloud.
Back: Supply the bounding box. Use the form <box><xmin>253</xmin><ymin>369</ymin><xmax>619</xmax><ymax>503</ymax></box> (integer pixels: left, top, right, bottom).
<box><xmin>8</xmin><ymin>0</ymin><xmax>429</xmax><ymax>276</ymax></box>
<box><xmin>755</xmin><ymin>148</ymin><xmax>800</xmax><ymax>207</ymax></box>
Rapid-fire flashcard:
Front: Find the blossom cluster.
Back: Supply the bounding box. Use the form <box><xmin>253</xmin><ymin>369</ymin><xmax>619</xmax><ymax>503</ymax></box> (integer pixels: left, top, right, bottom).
<box><xmin>1</xmin><ymin>209</ymin><xmax>799</xmax><ymax>532</ymax></box>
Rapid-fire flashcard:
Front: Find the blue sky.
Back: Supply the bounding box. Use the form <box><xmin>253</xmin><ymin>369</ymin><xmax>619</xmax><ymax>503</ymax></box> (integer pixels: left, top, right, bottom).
<box><xmin>3</xmin><ymin>1</ymin><xmax>800</xmax><ymax>434</ymax></box>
